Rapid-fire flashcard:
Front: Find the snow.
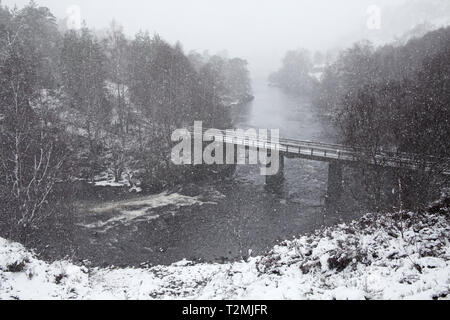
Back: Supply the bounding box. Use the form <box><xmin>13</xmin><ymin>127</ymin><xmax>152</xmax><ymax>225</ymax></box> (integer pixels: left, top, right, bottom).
<box><xmin>1</xmin><ymin>208</ymin><xmax>449</xmax><ymax>300</ymax></box>
<box><xmin>93</xmin><ymin>178</ymin><xmax>142</xmax><ymax>193</ymax></box>
<box><xmin>94</xmin><ymin>180</ymin><xmax>127</xmax><ymax>188</ymax></box>
<box><xmin>309</xmin><ymin>71</ymin><xmax>324</xmax><ymax>82</ymax></box>
<box><xmin>92</xmin><ymin>172</ymin><xmax>130</xmax><ymax>188</ymax></box>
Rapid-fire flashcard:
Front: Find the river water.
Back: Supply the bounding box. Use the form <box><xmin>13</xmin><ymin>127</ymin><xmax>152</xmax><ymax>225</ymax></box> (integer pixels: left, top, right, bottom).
<box><xmin>72</xmin><ymin>80</ymin><xmax>364</xmax><ymax>267</ymax></box>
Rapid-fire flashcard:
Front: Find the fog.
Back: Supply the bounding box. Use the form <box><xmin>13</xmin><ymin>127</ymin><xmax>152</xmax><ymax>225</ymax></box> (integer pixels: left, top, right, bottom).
<box><xmin>3</xmin><ymin>0</ymin><xmax>450</xmax><ymax>79</ymax></box>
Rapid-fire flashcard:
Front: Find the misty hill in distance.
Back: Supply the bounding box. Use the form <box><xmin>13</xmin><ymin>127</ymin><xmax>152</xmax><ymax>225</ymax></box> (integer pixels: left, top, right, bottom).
<box><xmin>267</xmin><ymin>0</ymin><xmax>450</xmax><ymax>82</ymax></box>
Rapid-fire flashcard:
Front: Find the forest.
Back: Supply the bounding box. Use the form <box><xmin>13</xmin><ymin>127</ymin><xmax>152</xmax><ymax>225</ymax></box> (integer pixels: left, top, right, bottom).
<box><xmin>0</xmin><ymin>3</ymin><xmax>252</xmax><ymax>240</ymax></box>
<box><xmin>270</xmin><ymin>27</ymin><xmax>450</xmax><ymax>211</ymax></box>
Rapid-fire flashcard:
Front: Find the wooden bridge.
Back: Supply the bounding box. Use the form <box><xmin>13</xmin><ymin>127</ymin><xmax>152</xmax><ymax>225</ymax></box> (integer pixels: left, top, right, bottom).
<box><xmin>185</xmin><ymin>126</ymin><xmax>449</xmax><ymax>207</ymax></box>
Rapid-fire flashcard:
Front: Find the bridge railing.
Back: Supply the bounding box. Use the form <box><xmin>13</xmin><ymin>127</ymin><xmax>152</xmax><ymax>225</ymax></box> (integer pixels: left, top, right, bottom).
<box><xmin>183</xmin><ymin>127</ymin><xmax>449</xmax><ymax>174</ymax></box>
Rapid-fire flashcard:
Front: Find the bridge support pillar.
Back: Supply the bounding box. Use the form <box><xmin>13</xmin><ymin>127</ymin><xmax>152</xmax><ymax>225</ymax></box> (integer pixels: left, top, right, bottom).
<box><xmin>326</xmin><ymin>160</ymin><xmax>343</xmax><ymax>209</ymax></box>
<box><xmin>265</xmin><ymin>151</ymin><xmax>285</xmax><ymax>191</ymax></box>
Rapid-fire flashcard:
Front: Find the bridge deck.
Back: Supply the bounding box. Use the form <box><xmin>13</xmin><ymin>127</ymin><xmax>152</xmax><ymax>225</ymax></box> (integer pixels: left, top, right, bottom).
<box><xmin>188</xmin><ymin>128</ymin><xmax>449</xmax><ymax>175</ymax></box>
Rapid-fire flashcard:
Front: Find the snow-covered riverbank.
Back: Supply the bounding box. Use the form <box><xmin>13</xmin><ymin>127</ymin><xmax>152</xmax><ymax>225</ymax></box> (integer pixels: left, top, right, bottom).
<box><xmin>1</xmin><ymin>201</ymin><xmax>448</xmax><ymax>300</ymax></box>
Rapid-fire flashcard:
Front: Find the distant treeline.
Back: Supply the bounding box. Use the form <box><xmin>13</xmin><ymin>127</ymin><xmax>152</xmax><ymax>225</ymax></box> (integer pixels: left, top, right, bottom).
<box><xmin>269</xmin><ymin>49</ymin><xmax>321</xmax><ymax>95</ymax></box>
<box><xmin>0</xmin><ymin>3</ymin><xmax>251</xmax><ymax>238</ymax></box>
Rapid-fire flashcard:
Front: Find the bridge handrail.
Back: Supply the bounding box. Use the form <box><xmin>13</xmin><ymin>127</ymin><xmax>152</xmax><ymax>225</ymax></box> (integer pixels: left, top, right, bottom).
<box><xmin>191</xmin><ymin>127</ymin><xmax>355</xmax><ymax>151</ymax></box>
<box><xmin>184</xmin><ymin>127</ymin><xmax>450</xmax><ymax>167</ymax></box>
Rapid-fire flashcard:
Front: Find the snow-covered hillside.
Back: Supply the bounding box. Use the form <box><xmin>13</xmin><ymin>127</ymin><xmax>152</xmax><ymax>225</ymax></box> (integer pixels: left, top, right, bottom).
<box><xmin>1</xmin><ymin>205</ymin><xmax>448</xmax><ymax>300</ymax></box>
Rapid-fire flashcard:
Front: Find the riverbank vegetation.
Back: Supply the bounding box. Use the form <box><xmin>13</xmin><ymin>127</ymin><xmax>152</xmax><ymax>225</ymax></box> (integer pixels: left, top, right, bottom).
<box><xmin>315</xmin><ymin>27</ymin><xmax>450</xmax><ymax>211</ymax></box>
<box><xmin>0</xmin><ymin>2</ymin><xmax>251</xmax><ymax>241</ymax></box>
<box><xmin>273</xmin><ymin>26</ymin><xmax>450</xmax><ymax>212</ymax></box>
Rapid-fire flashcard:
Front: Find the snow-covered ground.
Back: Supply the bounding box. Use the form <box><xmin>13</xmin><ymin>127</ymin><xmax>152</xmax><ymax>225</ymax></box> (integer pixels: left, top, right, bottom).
<box><xmin>0</xmin><ymin>203</ymin><xmax>448</xmax><ymax>300</ymax></box>
<box><xmin>92</xmin><ymin>172</ymin><xmax>140</xmax><ymax>192</ymax></box>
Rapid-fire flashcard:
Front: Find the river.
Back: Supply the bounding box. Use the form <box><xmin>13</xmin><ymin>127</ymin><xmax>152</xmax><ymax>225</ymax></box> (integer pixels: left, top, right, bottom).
<box><xmin>71</xmin><ymin>80</ymin><xmax>364</xmax><ymax>267</ymax></box>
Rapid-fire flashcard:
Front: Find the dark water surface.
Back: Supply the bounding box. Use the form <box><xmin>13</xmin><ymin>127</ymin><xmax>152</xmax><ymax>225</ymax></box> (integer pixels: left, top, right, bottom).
<box><xmin>71</xmin><ymin>80</ymin><xmax>364</xmax><ymax>267</ymax></box>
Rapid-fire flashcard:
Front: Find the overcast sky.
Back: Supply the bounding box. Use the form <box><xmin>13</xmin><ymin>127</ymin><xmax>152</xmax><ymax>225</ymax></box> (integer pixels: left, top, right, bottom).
<box><xmin>2</xmin><ymin>0</ymin><xmax>442</xmax><ymax>79</ymax></box>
